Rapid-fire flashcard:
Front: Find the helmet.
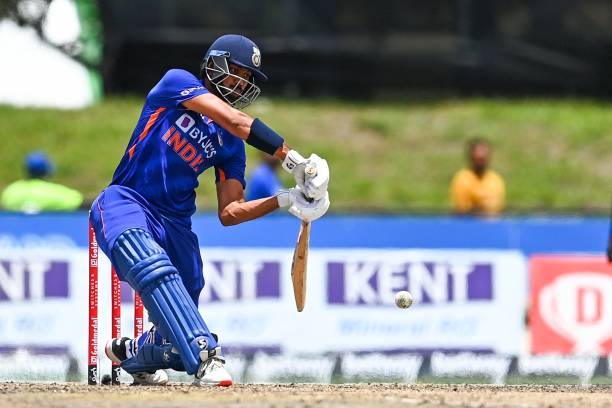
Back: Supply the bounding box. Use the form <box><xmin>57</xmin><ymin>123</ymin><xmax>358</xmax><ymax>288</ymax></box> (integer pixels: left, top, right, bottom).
<box><xmin>201</xmin><ymin>34</ymin><xmax>267</xmax><ymax>109</ymax></box>
<box><xmin>25</xmin><ymin>151</ymin><xmax>54</xmax><ymax>178</ymax></box>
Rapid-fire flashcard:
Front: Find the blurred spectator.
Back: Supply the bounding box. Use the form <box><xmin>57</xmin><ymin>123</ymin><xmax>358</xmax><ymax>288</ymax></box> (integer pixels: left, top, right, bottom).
<box><xmin>450</xmin><ymin>139</ymin><xmax>505</xmax><ymax>216</ymax></box>
<box><xmin>1</xmin><ymin>151</ymin><xmax>83</xmax><ymax>213</ymax></box>
<box><xmin>246</xmin><ymin>152</ymin><xmax>284</xmax><ymax>201</ymax></box>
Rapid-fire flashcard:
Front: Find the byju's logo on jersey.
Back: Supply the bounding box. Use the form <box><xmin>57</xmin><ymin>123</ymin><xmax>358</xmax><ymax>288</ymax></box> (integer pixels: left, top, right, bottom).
<box><xmin>176</xmin><ymin>113</ymin><xmax>196</xmax><ymax>132</ymax></box>
<box><xmin>161</xmin><ymin>113</ymin><xmax>218</xmax><ymax>171</ymax></box>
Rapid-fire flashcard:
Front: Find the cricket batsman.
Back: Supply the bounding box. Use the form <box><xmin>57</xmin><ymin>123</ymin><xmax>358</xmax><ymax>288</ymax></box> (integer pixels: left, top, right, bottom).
<box><xmin>89</xmin><ymin>34</ymin><xmax>330</xmax><ymax>386</ymax></box>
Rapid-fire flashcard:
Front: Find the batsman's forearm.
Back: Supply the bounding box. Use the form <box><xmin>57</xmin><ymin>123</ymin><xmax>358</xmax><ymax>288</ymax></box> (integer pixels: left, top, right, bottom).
<box><xmin>219</xmin><ymin>196</ymin><xmax>279</xmax><ymax>226</ymax></box>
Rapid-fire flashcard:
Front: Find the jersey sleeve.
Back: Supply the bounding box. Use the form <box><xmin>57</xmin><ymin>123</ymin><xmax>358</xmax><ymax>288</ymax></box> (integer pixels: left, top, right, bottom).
<box><xmin>147</xmin><ymin>69</ymin><xmax>209</xmax><ymax>107</ymax></box>
<box><xmin>214</xmin><ymin>143</ymin><xmax>247</xmax><ymax>188</ymax></box>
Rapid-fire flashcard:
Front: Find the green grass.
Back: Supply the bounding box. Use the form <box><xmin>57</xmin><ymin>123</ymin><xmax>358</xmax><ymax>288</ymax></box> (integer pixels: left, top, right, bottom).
<box><xmin>1</xmin><ymin>97</ymin><xmax>611</xmax><ymax>213</ymax></box>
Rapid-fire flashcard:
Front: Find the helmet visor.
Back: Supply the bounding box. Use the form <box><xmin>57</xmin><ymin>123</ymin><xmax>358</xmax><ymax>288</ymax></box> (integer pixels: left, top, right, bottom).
<box><xmin>205</xmin><ymin>53</ymin><xmax>261</xmax><ymax>109</ymax></box>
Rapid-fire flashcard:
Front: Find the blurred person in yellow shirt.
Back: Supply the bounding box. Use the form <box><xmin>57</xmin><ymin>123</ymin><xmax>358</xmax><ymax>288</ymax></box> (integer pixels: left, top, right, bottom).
<box><xmin>1</xmin><ymin>151</ymin><xmax>83</xmax><ymax>213</ymax></box>
<box><xmin>450</xmin><ymin>139</ymin><xmax>505</xmax><ymax>216</ymax></box>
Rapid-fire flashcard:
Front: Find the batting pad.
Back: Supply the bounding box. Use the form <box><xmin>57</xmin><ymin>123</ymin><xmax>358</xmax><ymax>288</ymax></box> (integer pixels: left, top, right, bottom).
<box><xmin>112</xmin><ymin>228</ymin><xmax>216</xmax><ymax>375</ymax></box>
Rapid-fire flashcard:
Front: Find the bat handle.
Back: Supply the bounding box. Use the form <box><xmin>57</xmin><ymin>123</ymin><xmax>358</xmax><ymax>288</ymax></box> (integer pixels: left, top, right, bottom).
<box><xmin>305</xmin><ymin>164</ymin><xmax>317</xmax><ymax>176</ymax></box>
<box><xmin>303</xmin><ymin>165</ymin><xmax>317</xmax><ymax>203</ymax></box>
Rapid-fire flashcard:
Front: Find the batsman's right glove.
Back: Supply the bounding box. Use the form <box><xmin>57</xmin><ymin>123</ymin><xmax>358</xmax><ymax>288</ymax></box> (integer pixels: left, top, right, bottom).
<box><xmin>281</xmin><ymin>150</ymin><xmax>330</xmax><ymax>200</ymax></box>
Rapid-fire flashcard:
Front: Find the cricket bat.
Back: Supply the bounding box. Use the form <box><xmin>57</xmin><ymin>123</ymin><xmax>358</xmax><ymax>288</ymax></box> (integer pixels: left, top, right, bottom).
<box><xmin>291</xmin><ymin>220</ymin><xmax>311</xmax><ymax>312</ymax></box>
<box><xmin>291</xmin><ymin>164</ymin><xmax>316</xmax><ymax>312</ymax></box>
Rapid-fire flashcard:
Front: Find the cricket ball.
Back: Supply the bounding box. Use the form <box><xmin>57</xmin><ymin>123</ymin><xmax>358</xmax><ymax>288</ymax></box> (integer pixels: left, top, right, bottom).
<box><xmin>395</xmin><ymin>291</ymin><xmax>413</xmax><ymax>309</ymax></box>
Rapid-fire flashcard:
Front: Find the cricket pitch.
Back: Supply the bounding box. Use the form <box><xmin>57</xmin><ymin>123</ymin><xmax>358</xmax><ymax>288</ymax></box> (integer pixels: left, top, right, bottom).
<box><xmin>2</xmin><ymin>383</ymin><xmax>611</xmax><ymax>408</ymax></box>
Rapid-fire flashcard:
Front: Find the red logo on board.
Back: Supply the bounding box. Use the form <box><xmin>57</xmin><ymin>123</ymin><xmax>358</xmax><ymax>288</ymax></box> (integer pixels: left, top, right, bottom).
<box><xmin>530</xmin><ymin>256</ymin><xmax>612</xmax><ymax>355</ymax></box>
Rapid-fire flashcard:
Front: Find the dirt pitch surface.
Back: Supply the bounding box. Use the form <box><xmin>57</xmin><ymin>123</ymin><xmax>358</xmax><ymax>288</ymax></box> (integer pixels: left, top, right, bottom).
<box><xmin>1</xmin><ymin>383</ymin><xmax>612</xmax><ymax>408</ymax></box>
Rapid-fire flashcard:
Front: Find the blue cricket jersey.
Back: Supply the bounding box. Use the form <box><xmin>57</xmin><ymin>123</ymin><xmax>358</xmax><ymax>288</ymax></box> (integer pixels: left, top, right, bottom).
<box><xmin>111</xmin><ymin>69</ymin><xmax>246</xmax><ymax>218</ymax></box>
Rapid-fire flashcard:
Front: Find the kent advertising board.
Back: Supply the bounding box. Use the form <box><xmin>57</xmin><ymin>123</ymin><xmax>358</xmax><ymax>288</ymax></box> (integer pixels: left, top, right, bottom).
<box><xmin>200</xmin><ymin>249</ymin><xmax>527</xmax><ymax>354</ymax></box>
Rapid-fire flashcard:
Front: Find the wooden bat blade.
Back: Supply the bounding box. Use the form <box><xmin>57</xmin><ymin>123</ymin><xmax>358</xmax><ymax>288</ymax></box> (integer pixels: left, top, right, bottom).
<box><xmin>291</xmin><ymin>220</ymin><xmax>311</xmax><ymax>312</ymax></box>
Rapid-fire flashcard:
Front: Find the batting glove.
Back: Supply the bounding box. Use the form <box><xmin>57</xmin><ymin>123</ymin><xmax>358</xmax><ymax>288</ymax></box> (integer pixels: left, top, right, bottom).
<box><xmin>303</xmin><ymin>153</ymin><xmax>329</xmax><ymax>201</ymax></box>
<box><xmin>281</xmin><ymin>150</ymin><xmax>330</xmax><ymax>200</ymax></box>
<box><xmin>277</xmin><ymin>186</ymin><xmax>330</xmax><ymax>223</ymax></box>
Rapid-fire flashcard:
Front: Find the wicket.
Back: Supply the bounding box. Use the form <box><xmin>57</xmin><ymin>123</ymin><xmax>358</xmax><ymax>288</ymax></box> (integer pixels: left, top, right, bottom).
<box><xmin>88</xmin><ymin>220</ymin><xmax>144</xmax><ymax>385</ymax></box>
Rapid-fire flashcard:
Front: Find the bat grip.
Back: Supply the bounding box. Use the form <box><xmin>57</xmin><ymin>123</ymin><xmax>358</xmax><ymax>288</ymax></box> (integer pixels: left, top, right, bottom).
<box><xmin>303</xmin><ymin>165</ymin><xmax>317</xmax><ymax>203</ymax></box>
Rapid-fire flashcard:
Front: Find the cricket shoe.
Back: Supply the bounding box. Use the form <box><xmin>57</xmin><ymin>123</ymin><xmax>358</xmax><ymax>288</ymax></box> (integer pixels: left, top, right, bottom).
<box><xmin>105</xmin><ymin>337</ymin><xmax>169</xmax><ymax>385</ymax></box>
<box><xmin>194</xmin><ymin>347</ymin><xmax>233</xmax><ymax>387</ymax></box>
<box><xmin>130</xmin><ymin>370</ymin><xmax>169</xmax><ymax>385</ymax></box>
<box><xmin>105</xmin><ymin>337</ymin><xmax>130</xmax><ymax>362</ymax></box>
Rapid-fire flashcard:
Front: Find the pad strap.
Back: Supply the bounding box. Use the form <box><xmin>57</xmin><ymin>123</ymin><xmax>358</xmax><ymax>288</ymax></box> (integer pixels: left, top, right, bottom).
<box><xmin>121</xmin><ymin>343</ymin><xmax>185</xmax><ymax>373</ymax></box>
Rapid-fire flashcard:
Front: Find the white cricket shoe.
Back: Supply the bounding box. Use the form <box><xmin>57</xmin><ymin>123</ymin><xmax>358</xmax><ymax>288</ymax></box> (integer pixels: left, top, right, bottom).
<box><xmin>194</xmin><ymin>347</ymin><xmax>233</xmax><ymax>387</ymax></box>
<box><xmin>105</xmin><ymin>337</ymin><xmax>169</xmax><ymax>386</ymax></box>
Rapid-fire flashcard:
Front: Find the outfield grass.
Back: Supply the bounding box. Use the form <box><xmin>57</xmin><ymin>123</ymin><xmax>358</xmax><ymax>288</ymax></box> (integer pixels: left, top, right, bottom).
<box><xmin>1</xmin><ymin>97</ymin><xmax>611</xmax><ymax>213</ymax></box>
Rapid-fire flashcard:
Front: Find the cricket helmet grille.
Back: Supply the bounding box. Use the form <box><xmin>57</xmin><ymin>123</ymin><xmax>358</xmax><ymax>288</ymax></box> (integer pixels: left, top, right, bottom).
<box><xmin>201</xmin><ymin>34</ymin><xmax>267</xmax><ymax>109</ymax></box>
